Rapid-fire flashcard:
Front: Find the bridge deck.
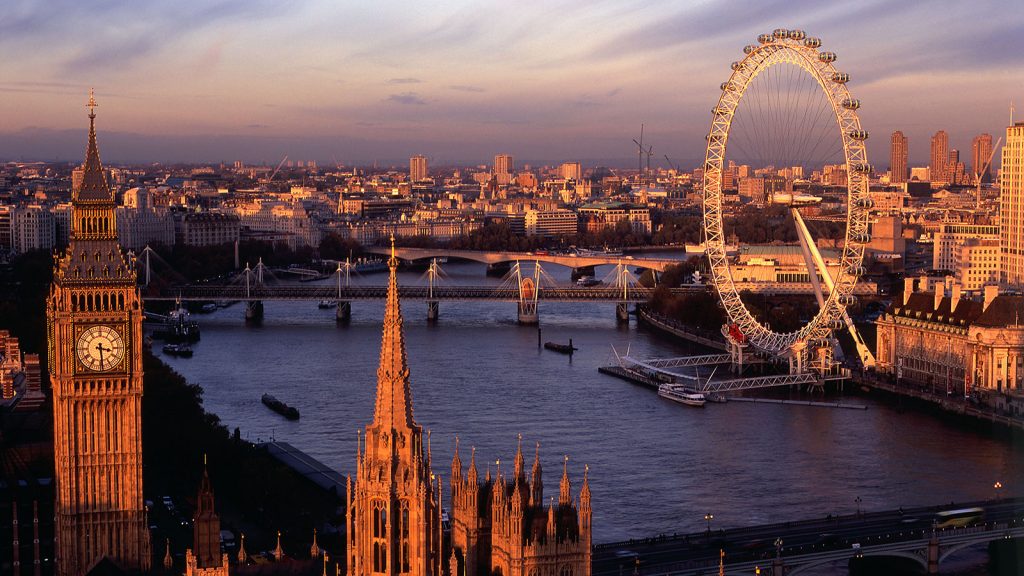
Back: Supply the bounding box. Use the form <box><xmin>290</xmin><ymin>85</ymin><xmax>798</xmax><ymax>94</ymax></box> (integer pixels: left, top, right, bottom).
<box><xmin>144</xmin><ymin>285</ymin><xmax>703</xmax><ymax>302</ymax></box>
<box><xmin>592</xmin><ymin>498</ymin><xmax>1024</xmax><ymax>576</ymax></box>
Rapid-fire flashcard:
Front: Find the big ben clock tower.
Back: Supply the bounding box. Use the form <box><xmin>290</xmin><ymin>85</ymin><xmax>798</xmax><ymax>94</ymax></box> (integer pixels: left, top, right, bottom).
<box><xmin>47</xmin><ymin>92</ymin><xmax>151</xmax><ymax>575</ymax></box>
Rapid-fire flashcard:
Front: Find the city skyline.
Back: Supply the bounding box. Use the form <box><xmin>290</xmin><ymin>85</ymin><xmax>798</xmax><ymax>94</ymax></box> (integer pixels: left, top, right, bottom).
<box><xmin>1</xmin><ymin>1</ymin><xmax>1022</xmax><ymax>166</ymax></box>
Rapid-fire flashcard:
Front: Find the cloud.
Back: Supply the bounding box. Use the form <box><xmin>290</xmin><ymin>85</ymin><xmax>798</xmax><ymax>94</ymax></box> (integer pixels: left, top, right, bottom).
<box><xmin>388</xmin><ymin>77</ymin><xmax>422</xmax><ymax>84</ymax></box>
<box><xmin>387</xmin><ymin>92</ymin><xmax>427</xmax><ymax>106</ymax></box>
<box><xmin>448</xmin><ymin>85</ymin><xmax>486</xmax><ymax>93</ymax></box>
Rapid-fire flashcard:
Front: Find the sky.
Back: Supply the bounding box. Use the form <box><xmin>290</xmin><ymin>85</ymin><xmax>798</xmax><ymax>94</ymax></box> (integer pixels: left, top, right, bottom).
<box><xmin>1</xmin><ymin>0</ymin><xmax>1023</xmax><ymax>168</ymax></box>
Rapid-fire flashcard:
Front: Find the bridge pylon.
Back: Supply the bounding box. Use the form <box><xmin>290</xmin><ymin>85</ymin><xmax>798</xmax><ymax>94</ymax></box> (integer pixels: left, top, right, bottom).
<box><xmin>515</xmin><ymin>261</ymin><xmax>540</xmax><ymax>325</ymax></box>
<box><xmin>613</xmin><ymin>260</ymin><xmax>636</xmax><ymax>324</ymax></box>
<box><xmin>244</xmin><ymin>259</ymin><xmax>266</xmax><ymax>323</ymax></box>
<box><xmin>335</xmin><ymin>259</ymin><xmax>353</xmax><ymax>323</ymax></box>
<box><xmin>426</xmin><ymin>257</ymin><xmax>441</xmax><ymax>321</ymax></box>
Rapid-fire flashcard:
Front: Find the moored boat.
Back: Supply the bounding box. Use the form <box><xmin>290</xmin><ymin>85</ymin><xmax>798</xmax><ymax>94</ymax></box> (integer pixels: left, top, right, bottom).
<box><xmin>544</xmin><ymin>339</ymin><xmax>577</xmax><ymax>354</ymax></box>
<box><xmin>318</xmin><ymin>300</ymin><xmax>337</xmax><ymax>309</ymax></box>
<box><xmin>262</xmin><ymin>393</ymin><xmax>300</xmax><ymax>420</ymax></box>
<box><xmin>162</xmin><ymin>343</ymin><xmax>194</xmax><ymax>358</ymax></box>
<box><xmin>657</xmin><ymin>383</ymin><xmax>706</xmax><ymax>407</ymax></box>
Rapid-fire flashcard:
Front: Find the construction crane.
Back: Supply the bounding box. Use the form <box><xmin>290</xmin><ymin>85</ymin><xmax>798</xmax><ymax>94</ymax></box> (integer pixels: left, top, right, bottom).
<box><xmin>664</xmin><ymin>154</ymin><xmax>678</xmax><ymax>172</ymax></box>
<box><xmin>632</xmin><ymin>124</ymin><xmax>646</xmax><ymax>177</ymax></box>
<box><xmin>974</xmin><ymin>137</ymin><xmax>1002</xmax><ymax>210</ymax></box>
<box><xmin>269</xmin><ymin>155</ymin><xmax>289</xmax><ymax>182</ymax></box>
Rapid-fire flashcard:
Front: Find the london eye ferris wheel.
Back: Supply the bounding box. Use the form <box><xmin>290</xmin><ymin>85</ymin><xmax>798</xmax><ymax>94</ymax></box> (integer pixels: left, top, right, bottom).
<box><xmin>701</xmin><ymin>29</ymin><xmax>875</xmax><ymax>369</ymax></box>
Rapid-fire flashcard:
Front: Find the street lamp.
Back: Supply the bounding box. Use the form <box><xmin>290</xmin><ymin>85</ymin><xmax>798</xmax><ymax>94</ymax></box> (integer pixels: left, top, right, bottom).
<box><xmin>855</xmin><ymin>496</ymin><xmax>862</xmax><ymax>516</ymax></box>
<box><xmin>994</xmin><ymin>481</ymin><xmax>1003</xmax><ymax>500</ymax></box>
<box><xmin>704</xmin><ymin>513</ymin><xmax>714</xmax><ymax>535</ymax></box>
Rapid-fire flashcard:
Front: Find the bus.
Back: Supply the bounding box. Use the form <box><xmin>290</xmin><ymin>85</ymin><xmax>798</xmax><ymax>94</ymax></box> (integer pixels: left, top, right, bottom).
<box><xmin>934</xmin><ymin>507</ymin><xmax>985</xmax><ymax>529</ymax></box>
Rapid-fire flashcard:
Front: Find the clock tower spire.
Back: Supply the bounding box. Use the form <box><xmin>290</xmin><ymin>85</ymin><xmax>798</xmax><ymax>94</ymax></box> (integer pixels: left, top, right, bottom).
<box><xmin>47</xmin><ymin>93</ymin><xmax>151</xmax><ymax>575</ymax></box>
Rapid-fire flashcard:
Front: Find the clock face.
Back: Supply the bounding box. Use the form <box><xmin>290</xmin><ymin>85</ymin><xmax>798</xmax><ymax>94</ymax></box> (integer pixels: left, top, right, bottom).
<box><xmin>76</xmin><ymin>325</ymin><xmax>125</xmax><ymax>372</ymax></box>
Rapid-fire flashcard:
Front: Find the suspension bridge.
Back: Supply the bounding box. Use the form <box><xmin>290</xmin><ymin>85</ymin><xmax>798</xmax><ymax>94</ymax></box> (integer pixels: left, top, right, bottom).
<box><xmin>136</xmin><ymin>248</ymin><xmax>676</xmax><ymax>323</ymax></box>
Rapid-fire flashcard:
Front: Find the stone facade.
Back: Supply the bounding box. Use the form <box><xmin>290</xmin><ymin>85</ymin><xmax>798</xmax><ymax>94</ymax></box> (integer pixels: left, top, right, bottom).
<box><xmin>47</xmin><ymin>98</ymin><xmax>151</xmax><ymax>575</ymax></box>
<box><xmin>346</xmin><ymin>247</ymin><xmax>442</xmax><ymax>576</ymax></box>
<box><xmin>449</xmin><ymin>440</ymin><xmax>591</xmax><ymax>576</ymax></box>
<box><xmin>876</xmin><ymin>278</ymin><xmax>1024</xmax><ymax>398</ymax></box>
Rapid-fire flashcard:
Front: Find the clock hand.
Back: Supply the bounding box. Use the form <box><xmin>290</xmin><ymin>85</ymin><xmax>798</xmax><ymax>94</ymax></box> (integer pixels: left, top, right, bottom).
<box><xmin>95</xmin><ymin>342</ymin><xmax>110</xmax><ymax>364</ymax></box>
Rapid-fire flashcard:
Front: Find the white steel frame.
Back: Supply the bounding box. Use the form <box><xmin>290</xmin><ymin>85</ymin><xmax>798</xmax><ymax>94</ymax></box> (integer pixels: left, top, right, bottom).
<box><xmin>702</xmin><ymin>30</ymin><xmax>871</xmax><ymax>356</ymax></box>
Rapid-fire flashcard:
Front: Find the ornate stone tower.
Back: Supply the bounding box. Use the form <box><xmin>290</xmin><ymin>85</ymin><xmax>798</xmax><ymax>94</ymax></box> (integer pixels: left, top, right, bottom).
<box><xmin>47</xmin><ymin>92</ymin><xmax>151</xmax><ymax>575</ymax></box>
<box><xmin>186</xmin><ymin>460</ymin><xmax>230</xmax><ymax>576</ymax></box>
<box><xmin>450</xmin><ymin>440</ymin><xmax>592</xmax><ymax>576</ymax></box>
<box><xmin>347</xmin><ymin>241</ymin><xmax>441</xmax><ymax>576</ymax></box>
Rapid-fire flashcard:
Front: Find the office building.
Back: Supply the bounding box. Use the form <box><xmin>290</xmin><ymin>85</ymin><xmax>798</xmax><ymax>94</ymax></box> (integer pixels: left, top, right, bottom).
<box><xmin>411</xmin><ymin>154</ymin><xmax>429</xmax><ymax>181</ymax></box>
<box><xmin>931</xmin><ymin>130</ymin><xmax>949</xmax><ymax>183</ymax></box>
<box><xmin>1003</xmin><ymin>122</ymin><xmax>1024</xmax><ymax>286</ymax></box>
<box><xmin>890</xmin><ymin>131</ymin><xmax>908</xmax><ymax>184</ymax></box>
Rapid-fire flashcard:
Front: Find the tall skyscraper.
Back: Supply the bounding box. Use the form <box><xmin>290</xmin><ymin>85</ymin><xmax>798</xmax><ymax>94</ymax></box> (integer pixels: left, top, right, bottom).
<box><xmin>346</xmin><ymin>242</ymin><xmax>441</xmax><ymax>576</ymax></box>
<box><xmin>930</xmin><ymin>130</ymin><xmax>949</xmax><ymax>183</ymax></box>
<box><xmin>494</xmin><ymin>154</ymin><xmax>514</xmax><ymax>176</ymax></box>
<box><xmin>890</xmin><ymin>131</ymin><xmax>908</xmax><ymax>184</ymax></box>
<box><xmin>48</xmin><ymin>93</ymin><xmax>151</xmax><ymax>574</ymax></box>
<box><xmin>410</xmin><ymin>154</ymin><xmax>429</xmax><ymax>181</ymax></box>
<box><xmin>1002</xmin><ymin>122</ymin><xmax>1024</xmax><ymax>286</ymax></box>
<box><xmin>972</xmin><ymin>133</ymin><xmax>994</xmax><ymax>184</ymax></box>
<box><xmin>948</xmin><ymin>149</ymin><xmax>964</xmax><ymax>185</ymax></box>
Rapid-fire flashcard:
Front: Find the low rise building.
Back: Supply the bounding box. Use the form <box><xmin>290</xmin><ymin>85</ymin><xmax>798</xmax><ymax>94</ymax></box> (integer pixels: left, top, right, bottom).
<box><xmin>577</xmin><ymin>202</ymin><xmax>652</xmax><ymax>235</ymax></box>
<box><xmin>525</xmin><ymin>209</ymin><xmax>578</xmax><ymax>237</ymax></box>
<box><xmin>179</xmin><ymin>213</ymin><xmax>240</xmax><ymax>247</ymax></box>
<box><xmin>876</xmin><ymin>279</ymin><xmax>1024</xmax><ymax>409</ymax></box>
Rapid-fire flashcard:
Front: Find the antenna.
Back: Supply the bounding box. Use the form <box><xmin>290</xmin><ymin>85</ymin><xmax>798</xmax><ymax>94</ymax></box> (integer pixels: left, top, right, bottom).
<box><xmin>1012</xmin><ymin>100</ymin><xmax>1015</xmax><ymax>126</ymax></box>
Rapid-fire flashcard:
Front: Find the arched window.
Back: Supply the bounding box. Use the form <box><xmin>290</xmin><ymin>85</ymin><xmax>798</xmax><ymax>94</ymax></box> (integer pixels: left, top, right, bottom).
<box><xmin>560</xmin><ymin>565</ymin><xmax>573</xmax><ymax>576</ymax></box>
<box><xmin>400</xmin><ymin>503</ymin><xmax>410</xmax><ymax>572</ymax></box>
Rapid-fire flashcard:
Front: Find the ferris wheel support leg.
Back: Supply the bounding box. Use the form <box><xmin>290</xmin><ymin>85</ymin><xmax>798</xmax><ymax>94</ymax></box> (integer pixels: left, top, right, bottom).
<box><xmin>792</xmin><ymin>208</ymin><xmax>876</xmax><ymax>369</ymax></box>
<box><xmin>792</xmin><ymin>208</ymin><xmax>827</xmax><ymax>308</ymax></box>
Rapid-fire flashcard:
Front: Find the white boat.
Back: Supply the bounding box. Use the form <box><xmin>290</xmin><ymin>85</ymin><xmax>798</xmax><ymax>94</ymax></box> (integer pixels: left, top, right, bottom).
<box><xmin>657</xmin><ymin>384</ymin><xmax>706</xmax><ymax>407</ymax></box>
<box><xmin>318</xmin><ymin>300</ymin><xmax>337</xmax><ymax>309</ymax></box>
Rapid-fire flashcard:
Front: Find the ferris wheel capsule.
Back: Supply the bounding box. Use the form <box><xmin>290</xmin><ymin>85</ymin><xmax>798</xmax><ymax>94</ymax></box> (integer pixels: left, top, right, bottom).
<box><xmin>818</xmin><ymin>52</ymin><xmax>837</xmax><ymax>63</ymax></box>
<box><xmin>851</xmin><ymin>233</ymin><xmax>872</xmax><ymax>244</ymax></box>
<box><xmin>804</xmin><ymin>37</ymin><xmax>822</xmax><ymax>48</ymax></box>
<box><xmin>743</xmin><ymin>45</ymin><xmax>756</xmax><ymax>54</ymax></box>
<box><xmin>841</xmin><ymin>99</ymin><xmax>861</xmax><ymax>110</ymax></box>
<box><xmin>852</xmin><ymin>163</ymin><xmax>873</xmax><ymax>173</ymax></box>
<box><xmin>758</xmin><ymin>34</ymin><xmax>773</xmax><ymax>44</ymax></box>
<box><xmin>828</xmin><ymin>319</ymin><xmax>845</xmax><ymax>330</ymax></box>
<box><xmin>854</xmin><ymin>197</ymin><xmax>874</xmax><ymax>208</ymax></box>
<box><xmin>731</xmin><ymin>61</ymin><xmax>743</xmax><ymax>71</ymax></box>
<box><xmin>721</xmin><ymin>81</ymin><xmax>735</xmax><ymax>91</ymax></box>
<box><xmin>846</xmin><ymin>265</ymin><xmax>867</xmax><ymax>276</ymax></box>
<box><xmin>848</xmin><ymin>130</ymin><xmax>869</xmax><ymax>141</ymax></box>
<box><xmin>838</xmin><ymin>295</ymin><xmax>857</xmax><ymax>306</ymax></box>
<box><xmin>788</xmin><ymin>30</ymin><xmax>806</xmax><ymax>40</ymax></box>
<box><xmin>773</xmin><ymin>28</ymin><xmax>788</xmax><ymax>39</ymax></box>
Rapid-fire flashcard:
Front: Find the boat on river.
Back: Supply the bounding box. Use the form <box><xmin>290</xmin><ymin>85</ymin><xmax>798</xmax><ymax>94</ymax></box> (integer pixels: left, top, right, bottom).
<box><xmin>262</xmin><ymin>394</ymin><xmax>300</xmax><ymax>420</ymax></box>
<box><xmin>544</xmin><ymin>339</ymin><xmax>577</xmax><ymax>354</ymax></box>
<box><xmin>318</xmin><ymin>300</ymin><xmax>337</xmax><ymax>309</ymax></box>
<box><xmin>657</xmin><ymin>383</ymin><xmax>706</xmax><ymax>407</ymax></box>
<box><xmin>162</xmin><ymin>343</ymin><xmax>194</xmax><ymax>358</ymax></box>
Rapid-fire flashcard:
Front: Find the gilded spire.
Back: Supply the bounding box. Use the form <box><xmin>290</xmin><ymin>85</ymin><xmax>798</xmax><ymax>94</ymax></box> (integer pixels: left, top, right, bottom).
<box><xmin>163</xmin><ymin>538</ymin><xmax>173</xmax><ymax>571</ymax></box>
<box><xmin>371</xmin><ymin>233</ymin><xmax>416</xmax><ymax>431</ymax></box>
<box><xmin>274</xmin><ymin>530</ymin><xmax>284</xmax><ymax>561</ymax></box>
<box><xmin>514</xmin><ymin>433</ymin><xmax>525</xmax><ymax>481</ymax></box>
<box><xmin>310</xmin><ymin>528</ymin><xmax>320</xmax><ymax>558</ymax></box>
<box><xmin>76</xmin><ymin>89</ymin><xmax>112</xmax><ymax>203</ymax></box>
<box><xmin>237</xmin><ymin>533</ymin><xmax>248</xmax><ymax>564</ymax></box>
<box><xmin>531</xmin><ymin>441</ymin><xmax>543</xmax><ymax>507</ymax></box>
<box><xmin>559</xmin><ymin>455</ymin><xmax>571</xmax><ymax>506</ymax></box>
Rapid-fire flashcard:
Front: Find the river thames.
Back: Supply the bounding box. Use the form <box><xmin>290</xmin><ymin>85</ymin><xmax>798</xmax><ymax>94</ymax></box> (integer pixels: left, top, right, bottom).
<box><xmin>157</xmin><ymin>260</ymin><xmax>1024</xmax><ymax>550</ymax></box>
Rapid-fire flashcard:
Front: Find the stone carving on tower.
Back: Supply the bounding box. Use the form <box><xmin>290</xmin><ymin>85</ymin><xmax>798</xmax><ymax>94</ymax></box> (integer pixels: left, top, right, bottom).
<box><xmin>347</xmin><ymin>239</ymin><xmax>442</xmax><ymax>576</ymax></box>
<box><xmin>47</xmin><ymin>91</ymin><xmax>151</xmax><ymax>575</ymax></box>
<box><xmin>449</xmin><ymin>438</ymin><xmax>592</xmax><ymax>576</ymax></box>
<box><xmin>185</xmin><ymin>460</ymin><xmax>230</xmax><ymax>576</ymax></box>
